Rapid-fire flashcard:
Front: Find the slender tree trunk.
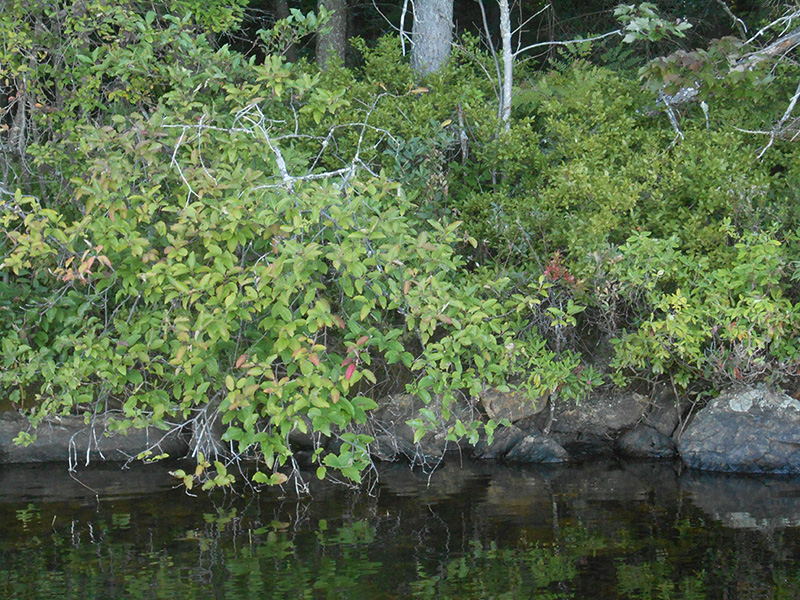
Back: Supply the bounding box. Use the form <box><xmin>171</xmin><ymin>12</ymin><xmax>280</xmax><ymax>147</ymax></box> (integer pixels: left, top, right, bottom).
<box><xmin>411</xmin><ymin>0</ymin><xmax>454</xmax><ymax>75</ymax></box>
<box><xmin>498</xmin><ymin>0</ymin><xmax>512</xmax><ymax>129</ymax></box>
<box><xmin>316</xmin><ymin>0</ymin><xmax>347</xmax><ymax>70</ymax></box>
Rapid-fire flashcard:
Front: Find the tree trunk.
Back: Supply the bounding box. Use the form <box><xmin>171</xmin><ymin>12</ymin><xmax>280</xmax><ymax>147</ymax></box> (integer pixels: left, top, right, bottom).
<box><xmin>498</xmin><ymin>0</ymin><xmax>512</xmax><ymax>129</ymax></box>
<box><xmin>316</xmin><ymin>0</ymin><xmax>347</xmax><ymax>70</ymax></box>
<box><xmin>411</xmin><ymin>0</ymin><xmax>454</xmax><ymax>75</ymax></box>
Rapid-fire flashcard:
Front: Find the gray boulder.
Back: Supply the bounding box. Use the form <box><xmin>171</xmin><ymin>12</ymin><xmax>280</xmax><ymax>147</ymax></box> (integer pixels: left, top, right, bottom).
<box><xmin>472</xmin><ymin>425</ymin><xmax>569</xmax><ymax>463</ymax></box>
<box><xmin>370</xmin><ymin>433</ymin><xmax>415</xmax><ymax>462</ymax></box>
<box><xmin>678</xmin><ymin>385</ymin><xmax>800</xmax><ymax>474</ymax></box>
<box><xmin>537</xmin><ymin>391</ymin><xmax>649</xmax><ymax>456</ymax></box>
<box><xmin>617</xmin><ymin>424</ymin><xmax>676</xmax><ymax>458</ymax></box>
<box><xmin>504</xmin><ymin>432</ymin><xmax>570</xmax><ymax>463</ymax></box>
<box><xmin>368</xmin><ymin>394</ymin><xmax>477</xmax><ymax>463</ymax></box>
<box><xmin>479</xmin><ymin>387</ymin><xmax>548</xmax><ymax>423</ymax></box>
<box><xmin>0</xmin><ymin>412</ymin><xmax>188</xmax><ymax>464</ymax></box>
<box><xmin>472</xmin><ymin>425</ymin><xmax>528</xmax><ymax>459</ymax></box>
<box><xmin>641</xmin><ymin>383</ymin><xmax>686</xmax><ymax>438</ymax></box>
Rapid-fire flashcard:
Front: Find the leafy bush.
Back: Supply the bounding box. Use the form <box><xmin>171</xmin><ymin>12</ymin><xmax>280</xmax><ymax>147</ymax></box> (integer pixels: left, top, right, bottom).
<box><xmin>604</xmin><ymin>228</ymin><xmax>800</xmax><ymax>392</ymax></box>
<box><xmin>0</xmin><ymin>18</ymin><xmax>598</xmax><ymax>488</ymax></box>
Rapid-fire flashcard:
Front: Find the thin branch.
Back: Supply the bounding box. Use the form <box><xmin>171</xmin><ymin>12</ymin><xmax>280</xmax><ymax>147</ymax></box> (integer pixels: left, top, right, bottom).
<box><xmin>757</xmin><ymin>76</ymin><xmax>800</xmax><ymax>158</ymax></box>
<box><xmin>514</xmin><ymin>29</ymin><xmax>623</xmax><ymax>57</ymax></box>
<box><xmin>453</xmin><ymin>42</ymin><xmax>500</xmax><ymax>103</ymax></box>
<box><xmin>399</xmin><ymin>0</ymin><xmax>411</xmax><ymax>56</ymax></box>
<box><xmin>168</xmin><ymin>125</ymin><xmax>196</xmax><ymax>204</ymax></box>
<box><xmin>512</xmin><ymin>3</ymin><xmax>551</xmax><ymax>44</ymax></box>
<box><xmin>740</xmin><ymin>26</ymin><xmax>800</xmax><ymax>70</ymax></box>
<box><xmin>745</xmin><ymin>10</ymin><xmax>800</xmax><ymax>47</ymax></box>
<box><xmin>370</xmin><ymin>0</ymin><xmax>412</xmax><ymax>54</ymax></box>
<box><xmin>252</xmin><ymin>166</ymin><xmax>354</xmax><ymax>190</ymax></box>
<box><xmin>476</xmin><ymin>0</ymin><xmax>502</xmax><ymax>101</ymax></box>
<box><xmin>714</xmin><ymin>0</ymin><xmax>747</xmax><ymax>40</ymax></box>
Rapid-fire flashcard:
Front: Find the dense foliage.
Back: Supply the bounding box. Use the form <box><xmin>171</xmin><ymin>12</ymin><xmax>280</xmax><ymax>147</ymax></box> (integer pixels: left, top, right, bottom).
<box><xmin>2</xmin><ymin>1</ymin><xmax>800</xmax><ymax>488</ymax></box>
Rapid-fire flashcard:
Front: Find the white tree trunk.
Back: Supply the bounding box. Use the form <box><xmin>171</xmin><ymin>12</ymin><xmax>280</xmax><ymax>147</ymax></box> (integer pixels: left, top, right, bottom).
<box><xmin>498</xmin><ymin>0</ymin><xmax>512</xmax><ymax>129</ymax></box>
<box><xmin>411</xmin><ymin>0</ymin><xmax>454</xmax><ymax>75</ymax></box>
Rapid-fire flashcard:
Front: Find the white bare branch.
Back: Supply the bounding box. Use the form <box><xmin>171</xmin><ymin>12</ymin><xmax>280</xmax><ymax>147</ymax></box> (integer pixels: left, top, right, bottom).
<box><xmin>746</xmin><ymin>9</ymin><xmax>800</xmax><ymax>47</ymax></box>
<box><xmin>476</xmin><ymin>0</ymin><xmax>502</xmax><ymax>105</ymax></box>
<box><xmin>715</xmin><ymin>0</ymin><xmax>747</xmax><ymax>40</ymax></box>
<box><xmin>514</xmin><ymin>29</ymin><xmax>623</xmax><ymax>57</ymax></box>
<box><xmin>511</xmin><ymin>3</ymin><xmax>551</xmax><ymax>40</ymax></box>
<box><xmin>755</xmin><ymin>76</ymin><xmax>800</xmax><ymax>158</ymax></box>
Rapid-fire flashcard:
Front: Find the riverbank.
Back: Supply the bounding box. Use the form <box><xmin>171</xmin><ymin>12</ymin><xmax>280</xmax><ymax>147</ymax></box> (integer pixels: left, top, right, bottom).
<box><xmin>3</xmin><ymin>383</ymin><xmax>800</xmax><ymax>476</ymax></box>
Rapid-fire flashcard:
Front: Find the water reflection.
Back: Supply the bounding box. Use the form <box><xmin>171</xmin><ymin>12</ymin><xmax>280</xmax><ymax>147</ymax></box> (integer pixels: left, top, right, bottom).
<box><xmin>682</xmin><ymin>469</ymin><xmax>800</xmax><ymax>530</ymax></box>
<box><xmin>2</xmin><ymin>460</ymin><xmax>800</xmax><ymax>599</ymax></box>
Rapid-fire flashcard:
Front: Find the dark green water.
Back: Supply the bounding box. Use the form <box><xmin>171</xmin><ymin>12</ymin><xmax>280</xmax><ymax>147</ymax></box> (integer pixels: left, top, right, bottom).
<box><xmin>3</xmin><ymin>459</ymin><xmax>800</xmax><ymax>599</ymax></box>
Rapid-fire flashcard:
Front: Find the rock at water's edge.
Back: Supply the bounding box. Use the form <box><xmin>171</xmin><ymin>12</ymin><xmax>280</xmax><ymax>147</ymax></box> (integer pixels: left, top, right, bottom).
<box><xmin>472</xmin><ymin>425</ymin><xmax>529</xmax><ymax>459</ymax></box>
<box><xmin>537</xmin><ymin>391</ymin><xmax>649</xmax><ymax>457</ymax></box>
<box><xmin>368</xmin><ymin>394</ymin><xmax>476</xmax><ymax>463</ymax></box>
<box><xmin>479</xmin><ymin>387</ymin><xmax>548</xmax><ymax>423</ymax></box>
<box><xmin>678</xmin><ymin>385</ymin><xmax>800</xmax><ymax>474</ymax></box>
<box><xmin>504</xmin><ymin>432</ymin><xmax>570</xmax><ymax>463</ymax></box>
<box><xmin>0</xmin><ymin>412</ymin><xmax>188</xmax><ymax>464</ymax></box>
<box><xmin>617</xmin><ymin>424</ymin><xmax>676</xmax><ymax>458</ymax></box>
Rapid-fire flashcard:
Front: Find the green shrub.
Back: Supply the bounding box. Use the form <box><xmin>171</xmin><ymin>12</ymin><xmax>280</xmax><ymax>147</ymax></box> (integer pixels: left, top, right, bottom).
<box><xmin>0</xmin><ymin>28</ymin><xmax>597</xmax><ymax>488</ymax></box>
<box><xmin>604</xmin><ymin>228</ymin><xmax>800</xmax><ymax>392</ymax></box>
<box><xmin>442</xmin><ymin>58</ymin><xmax>800</xmax><ymax>276</ymax></box>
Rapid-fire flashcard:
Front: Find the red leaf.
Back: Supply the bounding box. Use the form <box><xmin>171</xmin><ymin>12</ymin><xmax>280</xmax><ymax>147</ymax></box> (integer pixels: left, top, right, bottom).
<box><xmin>345</xmin><ymin>363</ymin><xmax>356</xmax><ymax>381</ymax></box>
<box><xmin>309</xmin><ymin>353</ymin><xmax>320</xmax><ymax>367</ymax></box>
<box><xmin>235</xmin><ymin>354</ymin><xmax>248</xmax><ymax>369</ymax></box>
<box><xmin>356</xmin><ymin>335</ymin><xmax>369</xmax><ymax>347</ymax></box>
<box><xmin>437</xmin><ymin>314</ymin><xmax>453</xmax><ymax>325</ymax></box>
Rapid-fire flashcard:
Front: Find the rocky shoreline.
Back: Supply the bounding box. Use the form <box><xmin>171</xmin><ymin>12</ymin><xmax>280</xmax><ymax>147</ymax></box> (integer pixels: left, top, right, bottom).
<box><xmin>3</xmin><ymin>384</ymin><xmax>800</xmax><ymax>475</ymax></box>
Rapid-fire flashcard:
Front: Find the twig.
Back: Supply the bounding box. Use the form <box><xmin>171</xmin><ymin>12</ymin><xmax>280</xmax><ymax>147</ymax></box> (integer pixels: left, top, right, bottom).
<box><xmin>514</xmin><ymin>29</ymin><xmax>622</xmax><ymax>57</ymax></box>
<box><xmin>399</xmin><ymin>0</ymin><xmax>411</xmax><ymax>55</ymax></box>
<box><xmin>169</xmin><ymin>125</ymin><xmax>195</xmax><ymax>205</ymax></box>
<box><xmin>757</xmin><ymin>76</ymin><xmax>800</xmax><ymax>158</ymax></box>
<box><xmin>476</xmin><ymin>0</ymin><xmax>502</xmax><ymax>108</ymax></box>
<box><xmin>69</xmin><ymin>472</ymin><xmax>100</xmax><ymax>501</ymax></box>
<box><xmin>714</xmin><ymin>0</ymin><xmax>747</xmax><ymax>40</ymax></box>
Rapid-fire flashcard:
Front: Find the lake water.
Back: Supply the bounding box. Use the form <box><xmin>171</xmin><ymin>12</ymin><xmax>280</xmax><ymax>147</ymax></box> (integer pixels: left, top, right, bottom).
<box><xmin>3</xmin><ymin>458</ymin><xmax>800</xmax><ymax>599</ymax></box>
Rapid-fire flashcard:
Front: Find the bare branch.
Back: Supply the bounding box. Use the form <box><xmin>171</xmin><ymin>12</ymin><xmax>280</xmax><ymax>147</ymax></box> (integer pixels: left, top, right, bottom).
<box><xmin>511</xmin><ymin>3</ymin><xmax>551</xmax><ymax>41</ymax></box>
<box><xmin>367</xmin><ymin>0</ymin><xmax>413</xmax><ymax>57</ymax></box>
<box><xmin>476</xmin><ymin>0</ymin><xmax>502</xmax><ymax>102</ymax></box>
<box><xmin>756</xmin><ymin>76</ymin><xmax>800</xmax><ymax>158</ymax></box>
<box><xmin>514</xmin><ymin>29</ymin><xmax>623</xmax><ymax>57</ymax></box>
<box><xmin>739</xmin><ymin>26</ymin><xmax>800</xmax><ymax>70</ymax></box>
<box><xmin>452</xmin><ymin>42</ymin><xmax>500</xmax><ymax>104</ymax></box>
<box><xmin>746</xmin><ymin>9</ymin><xmax>800</xmax><ymax>47</ymax></box>
<box><xmin>168</xmin><ymin>125</ymin><xmax>196</xmax><ymax>204</ymax></box>
<box><xmin>714</xmin><ymin>0</ymin><xmax>747</xmax><ymax>40</ymax></box>
<box><xmin>399</xmin><ymin>0</ymin><xmax>411</xmax><ymax>56</ymax></box>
